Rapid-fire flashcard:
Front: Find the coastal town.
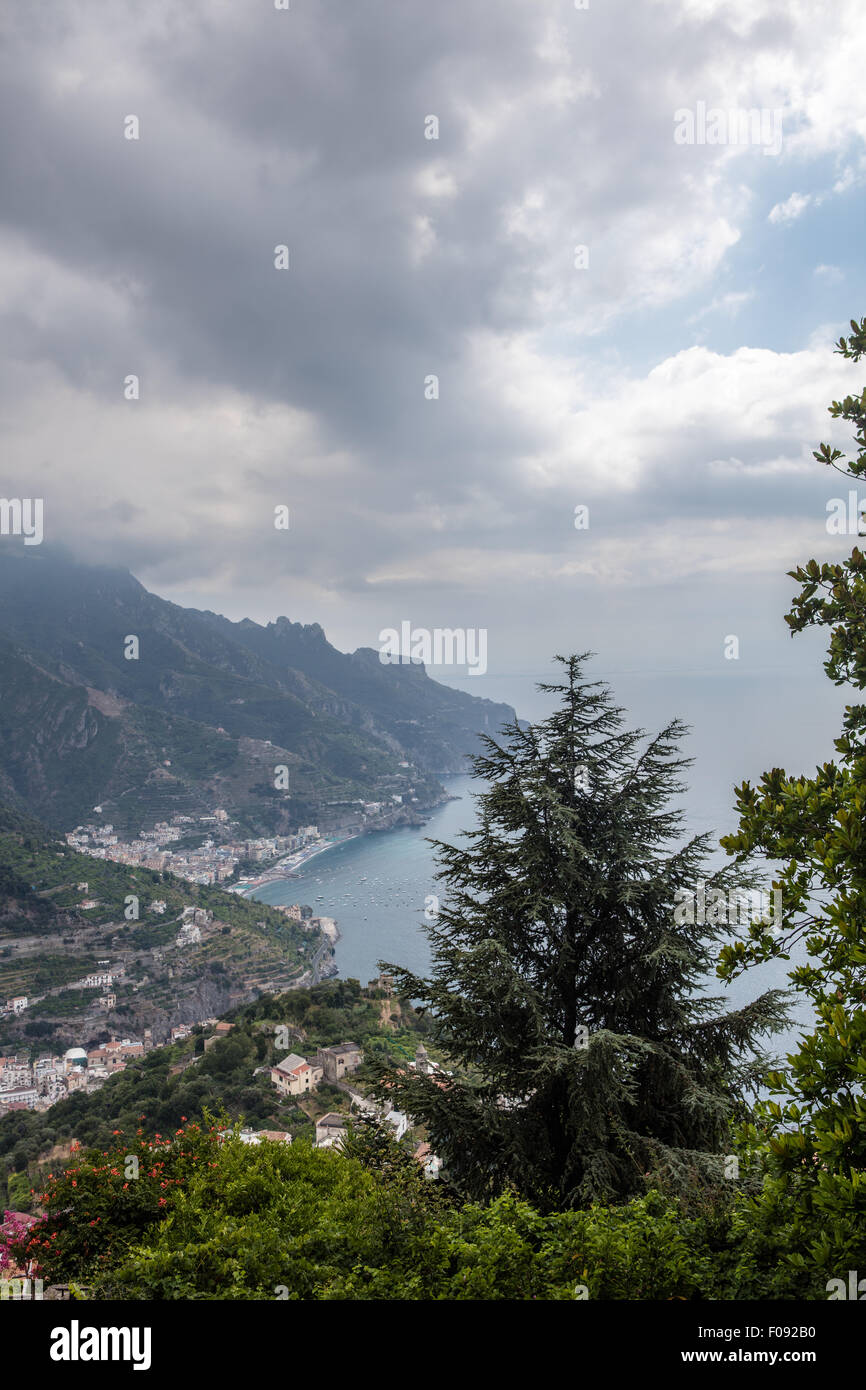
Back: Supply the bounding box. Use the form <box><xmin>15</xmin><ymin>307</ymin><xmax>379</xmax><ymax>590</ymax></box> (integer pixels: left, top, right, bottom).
<box><xmin>62</xmin><ymin>770</ymin><xmax>432</xmax><ymax>892</ymax></box>
<box><xmin>64</xmin><ymin>812</ymin><xmax>328</xmax><ymax>887</ymax></box>
<box><xmin>0</xmin><ymin>1004</ymin><xmax>232</xmax><ymax>1115</ymax></box>
<box><xmin>0</xmin><ymin>1037</ymin><xmax>152</xmax><ymax>1113</ymax></box>
<box><xmin>1</xmin><ymin>787</ymin><xmax>415</xmax><ymax>1118</ymax></box>
<box><xmin>0</xmin><ymin>895</ymin><xmax>343</xmax><ymax>1116</ymax></box>
<box><xmin>1</xmin><ymin>780</ymin><xmax>452</xmax><ymax>1289</ymax></box>
<box><xmin>0</xmin><ymin>1018</ymin><xmax>445</xmax><ymax>1301</ymax></box>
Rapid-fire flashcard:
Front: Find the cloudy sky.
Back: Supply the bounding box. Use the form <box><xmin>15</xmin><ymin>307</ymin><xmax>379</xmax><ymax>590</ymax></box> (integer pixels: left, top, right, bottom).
<box><xmin>2</xmin><ymin>0</ymin><xmax>865</xmax><ymax>808</ymax></box>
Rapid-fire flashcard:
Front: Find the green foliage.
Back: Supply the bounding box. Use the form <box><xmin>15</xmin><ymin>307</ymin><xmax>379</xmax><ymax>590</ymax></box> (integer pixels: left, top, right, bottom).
<box><xmin>722</xmin><ymin>1169</ymin><xmax>866</xmax><ymax>1299</ymax></box>
<box><xmin>6</xmin><ymin>1117</ymin><xmax>733</xmax><ymax>1300</ymax></box>
<box><xmin>12</xmin><ymin>1117</ymin><xmax>226</xmax><ymax>1285</ymax></box>
<box><xmin>0</xmin><ymin>979</ymin><xmax>429</xmax><ymax>1210</ymax></box>
<box><xmin>0</xmin><ymin>816</ymin><xmax>314</xmax><ymax>1051</ymax></box>
<box><xmin>719</xmin><ymin>315</ymin><xmax>866</xmax><ymax>1291</ymax></box>
<box><xmin>374</xmin><ymin>656</ymin><xmax>787</xmax><ymax>1209</ymax></box>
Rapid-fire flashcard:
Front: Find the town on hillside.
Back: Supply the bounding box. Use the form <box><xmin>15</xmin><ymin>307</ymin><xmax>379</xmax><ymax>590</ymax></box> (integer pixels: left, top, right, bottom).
<box><xmin>64</xmin><ymin>782</ymin><xmax>432</xmax><ymax>890</ymax></box>
<box><xmin>0</xmin><ymin>984</ymin><xmax>445</xmax><ymax>1208</ymax></box>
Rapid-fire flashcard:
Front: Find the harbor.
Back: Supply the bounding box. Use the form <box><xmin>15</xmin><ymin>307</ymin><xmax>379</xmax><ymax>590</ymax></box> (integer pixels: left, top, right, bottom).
<box><xmin>230</xmin><ymin>831</ymin><xmax>362</xmax><ymax>896</ymax></box>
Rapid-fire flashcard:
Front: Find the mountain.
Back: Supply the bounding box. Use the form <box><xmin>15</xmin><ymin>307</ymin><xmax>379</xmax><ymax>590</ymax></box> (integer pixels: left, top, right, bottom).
<box><xmin>0</xmin><ymin>547</ymin><xmax>517</xmax><ymax>835</ymax></box>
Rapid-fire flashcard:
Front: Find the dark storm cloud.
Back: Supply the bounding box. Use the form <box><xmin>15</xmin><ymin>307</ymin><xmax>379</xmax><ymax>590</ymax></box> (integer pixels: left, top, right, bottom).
<box><xmin>1</xmin><ymin>0</ymin><xmax>865</xmax><ymax>677</ymax></box>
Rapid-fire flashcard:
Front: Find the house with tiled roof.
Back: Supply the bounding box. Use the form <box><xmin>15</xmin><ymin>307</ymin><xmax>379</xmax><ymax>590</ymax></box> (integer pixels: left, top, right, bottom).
<box><xmin>270</xmin><ymin>1052</ymin><xmax>323</xmax><ymax>1098</ymax></box>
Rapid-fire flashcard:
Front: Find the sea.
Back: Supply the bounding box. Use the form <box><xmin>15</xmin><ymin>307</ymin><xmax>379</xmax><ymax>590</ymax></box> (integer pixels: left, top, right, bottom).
<box><xmin>250</xmin><ymin>776</ymin><xmax>478</xmax><ymax>985</ymax></box>
<box><xmin>249</xmin><ymin>773</ymin><xmax>812</xmax><ymax>1060</ymax></box>
<box><xmin>246</xmin><ymin>664</ymin><xmax>850</xmax><ymax>1059</ymax></box>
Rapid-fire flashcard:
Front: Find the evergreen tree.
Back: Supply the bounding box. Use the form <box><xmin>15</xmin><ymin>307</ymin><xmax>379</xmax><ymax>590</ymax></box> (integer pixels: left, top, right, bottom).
<box><xmin>374</xmin><ymin>656</ymin><xmax>787</xmax><ymax>1209</ymax></box>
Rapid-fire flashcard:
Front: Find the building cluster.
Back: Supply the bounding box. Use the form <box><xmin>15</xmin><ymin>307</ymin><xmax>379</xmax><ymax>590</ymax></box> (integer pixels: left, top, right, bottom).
<box><xmin>265</xmin><ymin>904</ymin><xmax>327</xmax><ymax>936</ymax></box>
<box><xmin>237</xmin><ymin>1126</ymin><xmax>292</xmax><ymax>1147</ymax></box>
<box><xmin>268</xmin><ymin>1039</ymin><xmax>443</xmax><ymax>1169</ymax></box>
<box><xmin>228</xmin><ymin>1117</ymin><xmax>436</xmax><ymax>1177</ymax></box>
<box><xmin>65</xmin><ymin>812</ymin><xmax>321</xmax><ymax>887</ymax></box>
<box><xmin>0</xmin><ymin>1037</ymin><xmax>148</xmax><ymax>1113</ymax></box>
<box><xmin>174</xmin><ymin>906</ymin><xmax>213</xmax><ymax>948</ymax></box>
<box><xmin>270</xmin><ymin>1041</ymin><xmax>364</xmax><ymax>1098</ymax></box>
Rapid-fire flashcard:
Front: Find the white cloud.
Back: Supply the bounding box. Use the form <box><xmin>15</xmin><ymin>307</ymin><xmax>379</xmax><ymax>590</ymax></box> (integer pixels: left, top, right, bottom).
<box><xmin>768</xmin><ymin>192</ymin><xmax>811</xmax><ymax>224</ymax></box>
<box><xmin>689</xmin><ymin>290</ymin><xmax>755</xmax><ymax>323</ymax></box>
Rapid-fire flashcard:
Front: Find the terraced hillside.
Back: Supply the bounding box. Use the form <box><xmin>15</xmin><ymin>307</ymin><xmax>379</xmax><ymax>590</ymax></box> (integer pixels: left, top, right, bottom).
<box><xmin>0</xmin><ymin>806</ymin><xmax>324</xmax><ymax>1054</ymax></box>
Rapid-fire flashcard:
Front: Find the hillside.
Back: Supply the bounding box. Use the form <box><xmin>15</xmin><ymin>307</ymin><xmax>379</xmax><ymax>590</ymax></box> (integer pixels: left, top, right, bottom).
<box><xmin>0</xmin><ymin>807</ymin><xmax>324</xmax><ymax>1056</ymax></box>
<box><xmin>0</xmin><ymin>976</ymin><xmax>431</xmax><ymax>1212</ymax></box>
<box><xmin>0</xmin><ymin>547</ymin><xmax>517</xmax><ymax>835</ymax></box>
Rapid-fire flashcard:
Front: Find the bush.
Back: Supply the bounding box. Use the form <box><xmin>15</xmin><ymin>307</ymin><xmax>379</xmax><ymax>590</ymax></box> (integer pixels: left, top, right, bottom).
<box><xmin>7</xmin><ymin>1119</ymin><xmax>742</xmax><ymax>1300</ymax></box>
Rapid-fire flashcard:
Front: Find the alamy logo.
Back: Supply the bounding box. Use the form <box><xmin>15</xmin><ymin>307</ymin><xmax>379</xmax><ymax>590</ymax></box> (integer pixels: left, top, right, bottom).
<box><xmin>827</xmin><ymin>1270</ymin><xmax>866</xmax><ymax>1299</ymax></box>
<box><xmin>49</xmin><ymin>1320</ymin><xmax>152</xmax><ymax>1370</ymax></box>
<box><xmin>0</xmin><ymin>497</ymin><xmax>43</xmax><ymax>545</ymax></box>
<box><xmin>673</xmin><ymin>102</ymin><xmax>783</xmax><ymax>156</ymax></box>
<box><xmin>379</xmin><ymin>622</ymin><xmax>487</xmax><ymax>676</ymax></box>
<box><xmin>674</xmin><ymin>881</ymin><xmax>784</xmax><ymax>930</ymax></box>
<box><xmin>826</xmin><ymin>491</ymin><xmax>866</xmax><ymax>535</ymax></box>
<box><xmin>1</xmin><ymin>1276</ymin><xmax>43</xmax><ymax>1299</ymax></box>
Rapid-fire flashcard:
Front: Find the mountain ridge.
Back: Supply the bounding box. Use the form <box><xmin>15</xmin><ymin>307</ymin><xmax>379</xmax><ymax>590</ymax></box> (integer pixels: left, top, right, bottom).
<box><xmin>0</xmin><ymin>546</ymin><xmax>517</xmax><ymax>835</ymax></box>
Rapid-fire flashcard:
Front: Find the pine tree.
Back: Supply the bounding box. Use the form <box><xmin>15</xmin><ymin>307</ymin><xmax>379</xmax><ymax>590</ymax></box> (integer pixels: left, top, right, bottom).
<box><xmin>373</xmin><ymin>656</ymin><xmax>788</xmax><ymax>1209</ymax></box>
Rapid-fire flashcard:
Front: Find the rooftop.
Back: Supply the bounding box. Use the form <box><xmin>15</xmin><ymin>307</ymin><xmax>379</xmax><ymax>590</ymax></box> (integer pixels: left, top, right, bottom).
<box><xmin>273</xmin><ymin>1053</ymin><xmax>309</xmax><ymax>1074</ymax></box>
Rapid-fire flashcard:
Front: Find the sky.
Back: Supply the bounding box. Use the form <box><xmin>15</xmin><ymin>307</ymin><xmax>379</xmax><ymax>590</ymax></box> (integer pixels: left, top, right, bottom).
<box><xmin>2</xmin><ymin>0</ymin><xmax>865</xmax><ymax>809</ymax></box>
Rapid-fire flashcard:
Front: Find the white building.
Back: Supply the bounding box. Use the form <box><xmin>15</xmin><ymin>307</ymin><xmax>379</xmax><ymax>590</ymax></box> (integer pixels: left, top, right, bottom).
<box><xmin>270</xmin><ymin>1053</ymin><xmax>323</xmax><ymax>1097</ymax></box>
<box><xmin>384</xmin><ymin>1108</ymin><xmax>409</xmax><ymax>1140</ymax></box>
<box><xmin>0</xmin><ymin>1083</ymin><xmax>38</xmax><ymax>1109</ymax></box>
<box><xmin>238</xmin><ymin>1128</ymin><xmax>292</xmax><ymax>1146</ymax></box>
<box><xmin>63</xmin><ymin>1047</ymin><xmax>88</xmax><ymax>1075</ymax></box>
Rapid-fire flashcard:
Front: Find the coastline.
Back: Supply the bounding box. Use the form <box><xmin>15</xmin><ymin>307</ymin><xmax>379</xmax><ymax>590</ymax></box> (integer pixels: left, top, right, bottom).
<box><xmin>234</xmin><ymin>773</ymin><xmax>472</xmax><ymax>984</ymax></box>
<box><xmin>233</xmin><ymin>832</ymin><xmax>362</xmax><ymax>896</ymax></box>
<box><xmin>233</xmin><ymin>790</ymin><xmax>460</xmax><ymax>898</ymax></box>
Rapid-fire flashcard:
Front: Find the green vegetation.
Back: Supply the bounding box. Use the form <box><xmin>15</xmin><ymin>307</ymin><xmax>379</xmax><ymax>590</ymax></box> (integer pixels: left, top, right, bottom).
<box><xmin>0</xmin><ymin>978</ymin><xmax>431</xmax><ymax>1211</ymax></box>
<box><xmin>4</xmin><ymin>1119</ymin><xmax>740</xmax><ymax>1300</ymax></box>
<box><xmin>715</xmin><ymin>318</ymin><xmax>866</xmax><ymax>1298</ymax></box>
<box><xmin>4</xmin><ymin>327</ymin><xmax>866</xmax><ymax>1299</ymax></box>
<box><xmin>372</xmin><ymin>655</ymin><xmax>787</xmax><ymax>1209</ymax></box>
